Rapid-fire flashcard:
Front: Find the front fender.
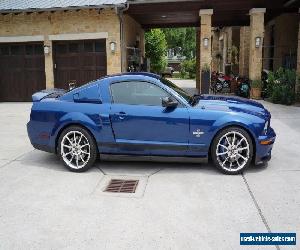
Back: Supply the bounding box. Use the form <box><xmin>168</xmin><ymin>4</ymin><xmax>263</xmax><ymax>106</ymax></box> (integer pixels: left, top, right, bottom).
<box><xmin>209</xmin><ymin>113</ymin><xmax>265</xmax><ymax>152</ymax></box>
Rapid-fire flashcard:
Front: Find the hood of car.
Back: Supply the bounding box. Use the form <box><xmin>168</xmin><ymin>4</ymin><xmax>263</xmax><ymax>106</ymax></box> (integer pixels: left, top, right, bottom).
<box><xmin>194</xmin><ymin>95</ymin><xmax>270</xmax><ymax>119</ymax></box>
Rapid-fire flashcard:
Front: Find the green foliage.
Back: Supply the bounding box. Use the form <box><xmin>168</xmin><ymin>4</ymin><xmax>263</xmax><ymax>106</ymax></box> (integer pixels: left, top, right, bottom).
<box><xmin>296</xmin><ymin>77</ymin><xmax>300</xmax><ymax>102</ymax></box>
<box><xmin>145</xmin><ymin>29</ymin><xmax>167</xmax><ymax>74</ymax></box>
<box><xmin>180</xmin><ymin>58</ymin><xmax>196</xmax><ymax>79</ymax></box>
<box><xmin>267</xmin><ymin>67</ymin><xmax>296</xmax><ymax>105</ymax></box>
<box><xmin>202</xmin><ymin>63</ymin><xmax>210</xmax><ymax>73</ymax></box>
<box><xmin>162</xmin><ymin>27</ymin><xmax>196</xmax><ymax>59</ymax></box>
<box><xmin>231</xmin><ymin>45</ymin><xmax>239</xmax><ymax>65</ymax></box>
<box><xmin>251</xmin><ymin>80</ymin><xmax>262</xmax><ymax>89</ymax></box>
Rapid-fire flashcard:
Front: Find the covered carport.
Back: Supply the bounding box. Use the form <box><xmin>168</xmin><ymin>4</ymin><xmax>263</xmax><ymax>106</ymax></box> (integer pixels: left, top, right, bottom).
<box><xmin>125</xmin><ymin>0</ymin><xmax>300</xmax><ymax>93</ymax></box>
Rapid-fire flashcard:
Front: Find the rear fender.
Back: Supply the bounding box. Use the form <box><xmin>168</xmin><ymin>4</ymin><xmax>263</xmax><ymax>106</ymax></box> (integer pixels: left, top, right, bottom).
<box><xmin>49</xmin><ymin>112</ymin><xmax>100</xmax><ymax>150</ymax></box>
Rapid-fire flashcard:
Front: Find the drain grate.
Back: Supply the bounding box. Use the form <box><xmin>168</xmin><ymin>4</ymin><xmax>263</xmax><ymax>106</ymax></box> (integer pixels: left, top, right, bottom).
<box><xmin>104</xmin><ymin>179</ymin><xmax>139</xmax><ymax>193</ymax></box>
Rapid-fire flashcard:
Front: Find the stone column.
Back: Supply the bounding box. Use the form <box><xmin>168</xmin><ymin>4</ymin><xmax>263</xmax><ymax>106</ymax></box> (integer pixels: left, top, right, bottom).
<box><xmin>239</xmin><ymin>26</ymin><xmax>250</xmax><ymax>76</ymax></box>
<box><xmin>44</xmin><ymin>38</ymin><xmax>54</xmax><ymax>89</ymax></box>
<box><xmin>195</xmin><ymin>27</ymin><xmax>200</xmax><ymax>90</ymax></box>
<box><xmin>211</xmin><ymin>28</ymin><xmax>219</xmax><ymax>72</ymax></box>
<box><xmin>296</xmin><ymin>9</ymin><xmax>300</xmax><ymax>94</ymax></box>
<box><xmin>263</xmin><ymin>23</ymin><xmax>272</xmax><ymax>70</ymax></box>
<box><xmin>249</xmin><ymin>8</ymin><xmax>266</xmax><ymax>80</ymax></box>
<box><xmin>198</xmin><ymin>9</ymin><xmax>213</xmax><ymax>94</ymax></box>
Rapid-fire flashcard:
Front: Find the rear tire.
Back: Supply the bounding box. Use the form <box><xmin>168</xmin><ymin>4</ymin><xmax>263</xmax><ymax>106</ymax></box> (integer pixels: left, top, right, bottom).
<box><xmin>211</xmin><ymin>127</ymin><xmax>253</xmax><ymax>175</ymax></box>
<box><xmin>57</xmin><ymin>126</ymin><xmax>97</xmax><ymax>172</ymax></box>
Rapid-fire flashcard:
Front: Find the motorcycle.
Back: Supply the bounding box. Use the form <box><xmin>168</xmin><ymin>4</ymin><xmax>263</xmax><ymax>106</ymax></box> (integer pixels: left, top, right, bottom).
<box><xmin>235</xmin><ymin>77</ymin><xmax>250</xmax><ymax>98</ymax></box>
<box><xmin>261</xmin><ymin>69</ymin><xmax>270</xmax><ymax>99</ymax></box>
<box><xmin>211</xmin><ymin>72</ymin><xmax>231</xmax><ymax>94</ymax></box>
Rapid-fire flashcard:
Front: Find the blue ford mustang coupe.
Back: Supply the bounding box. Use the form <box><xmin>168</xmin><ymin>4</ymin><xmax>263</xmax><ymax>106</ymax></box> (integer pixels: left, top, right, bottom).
<box><xmin>27</xmin><ymin>72</ymin><xmax>276</xmax><ymax>174</ymax></box>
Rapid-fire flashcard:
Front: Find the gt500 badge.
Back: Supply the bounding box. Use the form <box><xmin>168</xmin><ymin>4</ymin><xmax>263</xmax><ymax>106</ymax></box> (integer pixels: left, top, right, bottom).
<box><xmin>193</xmin><ymin>129</ymin><xmax>204</xmax><ymax>137</ymax></box>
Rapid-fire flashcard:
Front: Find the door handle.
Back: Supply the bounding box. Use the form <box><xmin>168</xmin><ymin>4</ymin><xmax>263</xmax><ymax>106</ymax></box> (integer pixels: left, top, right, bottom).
<box><xmin>115</xmin><ymin>111</ymin><xmax>126</xmax><ymax>120</ymax></box>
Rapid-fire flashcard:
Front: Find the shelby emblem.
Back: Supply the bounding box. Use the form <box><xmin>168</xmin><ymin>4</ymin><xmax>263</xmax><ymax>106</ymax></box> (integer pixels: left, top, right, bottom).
<box><xmin>193</xmin><ymin>129</ymin><xmax>204</xmax><ymax>137</ymax></box>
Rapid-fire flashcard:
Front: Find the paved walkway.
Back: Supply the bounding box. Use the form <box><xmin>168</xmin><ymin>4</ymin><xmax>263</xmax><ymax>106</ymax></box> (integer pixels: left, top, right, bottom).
<box><xmin>0</xmin><ymin>102</ymin><xmax>299</xmax><ymax>250</ymax></box>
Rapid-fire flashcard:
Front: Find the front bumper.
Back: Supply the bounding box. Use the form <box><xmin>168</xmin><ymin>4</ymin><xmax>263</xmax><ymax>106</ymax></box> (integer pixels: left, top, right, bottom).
<box><xmin>255</xmin><ymin>127</ymin><xmax>276</xmax><ymax>165</ymax></box>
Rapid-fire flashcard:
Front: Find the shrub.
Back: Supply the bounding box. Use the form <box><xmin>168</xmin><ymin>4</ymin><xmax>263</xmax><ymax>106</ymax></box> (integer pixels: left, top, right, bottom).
<box><xmin>180</xmin><ymin>58</ymin><xmax>196</xmax><ymax>79</ymax></box>
<box><xmin>267</xmin><ymin>67</ymin><xmax>296</xmax><ymax>105</ymax></box>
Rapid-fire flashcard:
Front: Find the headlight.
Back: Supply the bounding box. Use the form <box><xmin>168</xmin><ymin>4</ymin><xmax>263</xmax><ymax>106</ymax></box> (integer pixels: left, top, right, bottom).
<box><xmin>263</xmin><ymin>121</ymin><xmax>269</xmax><ymax>135</ymax></box>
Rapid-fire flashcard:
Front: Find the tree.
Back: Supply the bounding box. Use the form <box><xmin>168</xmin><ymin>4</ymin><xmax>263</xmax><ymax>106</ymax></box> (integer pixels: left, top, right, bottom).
<box><xmin>162</xmin><ymin>27</ymin><xmax>196</xmax><ymax>60</ymax></box>
<box><xmin>162</xmin><ymin>28</ymin><xmax>185</xmax><ymax>50</ymax></box>
<box><xmin>182</xmin><ymin>27</ymin><xmax>196</xmax><ymax>59</ymax></box>
<box><xmin>145</xmin><ymin>29</ymin><xmax>167</xmax><ymax>73</ymax></box>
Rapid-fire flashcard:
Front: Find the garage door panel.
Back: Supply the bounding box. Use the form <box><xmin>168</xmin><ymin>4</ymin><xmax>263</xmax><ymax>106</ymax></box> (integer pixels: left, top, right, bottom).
<box><xmin>82</xmin><ymin>55</ymin><xmax>96</xmax><ymax>67</ymax></box>
<box><xmin>0</xmin><ymin>42</ymin><xmax>45</xmax><ymax>101</ymax></box>
<box><xmin>95</xmin><ymin>53</ymin><xmax>107</xmax><ymax>67</ymax></box>
<box><xmin>53</xmin><ymin>39</ymin><xmax>107</xmax><ymax>89</ymax></box>
<box><xmin>24</xmin><ymin>56</ymin><xmax>44</xmax><ymax>69</ymax></box>
<box><xmin>56</xmin><ymin>56</ymin><xmax>80</xmax><ymax>68</ymax></box>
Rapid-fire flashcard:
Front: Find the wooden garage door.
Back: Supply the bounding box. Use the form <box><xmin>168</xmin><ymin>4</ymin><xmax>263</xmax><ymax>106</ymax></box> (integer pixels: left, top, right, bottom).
<box><xmin>0</xmin><ymin>42</ymin><xmax>46</xmax><ymax>102</ymax></box>
<box><xmin>53</xmin><ymin>39</ymin><xmax>107</xmax><ymax>89</ymax></box>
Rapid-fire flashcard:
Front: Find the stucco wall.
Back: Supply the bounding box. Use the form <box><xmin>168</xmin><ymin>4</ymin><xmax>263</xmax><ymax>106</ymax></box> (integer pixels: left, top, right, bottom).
<box><xmin>0</xmin><ymin>9</ymin><xmax>121</xmax><ymax>87</ymax></box>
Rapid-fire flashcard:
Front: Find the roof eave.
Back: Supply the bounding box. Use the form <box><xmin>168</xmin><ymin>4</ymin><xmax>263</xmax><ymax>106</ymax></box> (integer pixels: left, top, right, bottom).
<box><xmin>0</xmin><ymin>4</ymin><xmax>126</xmax><ymax>14</ymax></box>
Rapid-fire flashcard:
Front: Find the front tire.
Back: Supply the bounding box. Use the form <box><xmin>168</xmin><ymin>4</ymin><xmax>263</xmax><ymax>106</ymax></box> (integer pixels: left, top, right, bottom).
<box><xmin>58</xmin><ymin>126</ymin><xmax>97</xmax><ymax>172</ymax></box>
<box><xmin>211</xmin><ymin>127</ymin><xmax>253</xmax><ymax>175</ymax></box>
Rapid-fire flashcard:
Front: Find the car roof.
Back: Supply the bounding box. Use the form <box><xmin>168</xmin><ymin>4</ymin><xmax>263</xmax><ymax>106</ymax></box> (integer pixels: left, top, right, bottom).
<box><xmin>102</xmin><ymin>72</ymin><xmax>161</xmax><ymax>80</ymax></box>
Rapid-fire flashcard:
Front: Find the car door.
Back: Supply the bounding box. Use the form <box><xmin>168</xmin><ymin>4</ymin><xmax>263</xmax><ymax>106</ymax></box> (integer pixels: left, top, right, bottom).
<box><xmin>109</xmin><ymin>80</ymin><xmax>189</xmax><ymax>156</ymax></box>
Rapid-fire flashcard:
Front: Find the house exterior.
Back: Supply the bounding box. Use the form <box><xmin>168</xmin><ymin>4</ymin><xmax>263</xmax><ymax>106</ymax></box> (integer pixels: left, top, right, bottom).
<box><xmin>0</xmin><ymin>0</ymin><xmax>299</xmax><ymax>101</ymax></box>
<box><xmin>0</xmin><ymin>0</ymin><xmax>145</xmax><ymax>101</ymax></box>
<box><xmin>212</xmin><ymin>13</ymin><xmax>300</xmax><ymax>78</ymax></box>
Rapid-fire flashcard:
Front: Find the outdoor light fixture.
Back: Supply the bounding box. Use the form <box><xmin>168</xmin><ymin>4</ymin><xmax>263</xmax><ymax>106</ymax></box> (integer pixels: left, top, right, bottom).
<box><xmin>110</xmin><ymin>41</ymin><xmax>116</xmax><ymax>53</ymax></box>
<box><xmin>255</xmin><ymin>36</ymin><xmax>261</xmax><ymax>48</ymax></box>
<box><xmin>43</xmin><ymin>45</ymin><xmax>50</xmax><ymax>54</ymax></box>
<box><xmin>203</xmin><ymin>38</ymin><xmax>209</xmax><ymax>48</ymax></box>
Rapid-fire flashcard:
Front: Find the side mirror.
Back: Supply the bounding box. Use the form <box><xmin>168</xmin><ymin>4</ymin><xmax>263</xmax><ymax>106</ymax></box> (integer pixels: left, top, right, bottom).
<box><xmin>162</xmin><ymin>97</ymin><xmax>178</xmax><ymax>108</ymax></box>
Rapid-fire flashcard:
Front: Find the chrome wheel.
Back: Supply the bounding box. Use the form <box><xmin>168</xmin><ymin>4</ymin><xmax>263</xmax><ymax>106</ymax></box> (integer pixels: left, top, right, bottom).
<box><xmin>60</xmin><ymin>131</ymin><xmax>91</xmax><ymax>170</ymax></box>
<box><xmin>216</xmin><ymin>131</ymin><xmax>250</xmax><ymax>172</ymax></box>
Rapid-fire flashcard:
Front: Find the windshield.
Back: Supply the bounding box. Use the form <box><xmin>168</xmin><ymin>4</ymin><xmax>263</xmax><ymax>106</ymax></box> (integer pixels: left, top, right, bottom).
<box><xmin>160</xmin><ymin>78</ymin><xmax>193</xmax><ymax>103</ymax></box>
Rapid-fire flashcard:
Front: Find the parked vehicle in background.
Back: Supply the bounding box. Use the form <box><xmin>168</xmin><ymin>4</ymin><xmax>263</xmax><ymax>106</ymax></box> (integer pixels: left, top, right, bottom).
<box><xmin>235</xmin><ymin>77</ymin><xmax>251</xmax><ymax>99</ymax></box>
<box><xmin>27</xmin><ymin>72</ymin><xmax>276</xmax><ymax>175</ymax></box>
<box><xmin>162</xmin><ymin>66</ymin><xmax>174</xmax><ymax>77</ymax></box>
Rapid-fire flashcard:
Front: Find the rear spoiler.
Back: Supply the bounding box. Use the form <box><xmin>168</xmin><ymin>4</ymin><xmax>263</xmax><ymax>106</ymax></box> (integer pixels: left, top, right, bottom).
<box><xmin>32</xmin><ymin>89</ymin><xmax>66</xmax><ymax>102</ymax></box>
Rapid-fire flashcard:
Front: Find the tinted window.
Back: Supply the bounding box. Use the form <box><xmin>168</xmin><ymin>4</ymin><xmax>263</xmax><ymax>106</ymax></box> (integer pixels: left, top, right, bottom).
<box><xmin>160</xmin><ymin>78</ymin><xmax>191</xmax><ymax>103</ymax></box>
<box><xmin>0</xmin><ymin>45</ymin><xmax>9</xmax><ymax>55</ymax></box>
<box><xmin>25</xmin><ymin>45</ymin><xmax>34</xmax><ymax>55</ymax></box>
<box><xmin>111</xmin><ymin>81</ymin><xmax>170</xmax><ymax>106</ymax></box>
<box><xmin>69</xmin><ymin>43</ymin><xmax>79</xmax><ymax>53</ymax></box>
<box><xmin>95</xmin><ymin>41</ymin><xmax>105</xmax><ymax>52</ymax></box>
<box><xmin>84</xmin><ymin>41</ymin><xmax>93</xmax><ymax>52</ymax></box>
<box><xmin>11</xmin><ymin>45</ymin><xmax>22</xmax><ymax>55</ymax></box>
<box><xmin>34</xmin><ymin>44</ymin><xmax>43</xmax><ymax>55</ymax></box>
<box><xmin>56</xmin><ymin>44</ymin><xmax>67</xmax><ymax>54</ymax></box>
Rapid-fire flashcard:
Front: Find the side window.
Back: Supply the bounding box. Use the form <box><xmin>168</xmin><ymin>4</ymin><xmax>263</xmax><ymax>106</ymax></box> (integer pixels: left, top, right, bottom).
<box><xmin>111</xmin><ymin>81</ymin><xmax>170</xmax><ymax>106</ymax></box>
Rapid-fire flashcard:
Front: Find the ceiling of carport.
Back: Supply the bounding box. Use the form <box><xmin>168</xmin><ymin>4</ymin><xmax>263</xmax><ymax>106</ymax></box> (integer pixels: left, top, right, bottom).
<box><xmin>126</xmin><ymin>0</ymin><xmax>300</xmax><ymax>28</ymax></box>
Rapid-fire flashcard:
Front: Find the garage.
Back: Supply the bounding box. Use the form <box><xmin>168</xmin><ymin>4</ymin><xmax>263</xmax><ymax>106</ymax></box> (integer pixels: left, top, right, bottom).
<box><xmin>53</xmin><ymin>39</ymin><xmax>107</xmax><ymax>89</ymax></box>
<box><xmin>0</xmin><ymin>42</ymin><xmax>46</xmax><ymax>101</ymax></box>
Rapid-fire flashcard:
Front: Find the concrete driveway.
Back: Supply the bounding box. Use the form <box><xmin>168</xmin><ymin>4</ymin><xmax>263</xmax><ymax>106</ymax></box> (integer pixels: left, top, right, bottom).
<box><xmin>0</xmin><ymin>101</ymin><xmax>299</xmax><ymax>250</ymax></box>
